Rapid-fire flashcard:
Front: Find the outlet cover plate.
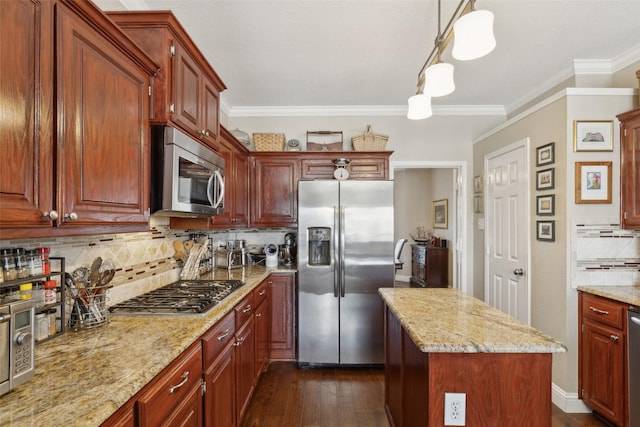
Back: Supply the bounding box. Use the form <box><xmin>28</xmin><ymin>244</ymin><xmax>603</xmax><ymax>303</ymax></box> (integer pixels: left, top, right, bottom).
<box><xmin>444</xmin><ymin>392</ymin><xmax>466</xmax><ymax>426</ymax></box>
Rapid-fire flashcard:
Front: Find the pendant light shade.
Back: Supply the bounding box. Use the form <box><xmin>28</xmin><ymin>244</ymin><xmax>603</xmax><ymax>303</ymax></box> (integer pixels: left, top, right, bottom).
<box><xmin>424</xmin><ymin>62</ymin><xmax>455</xmax><ymax>97</ymax></box>
<box><xmin>407</xmin><ymin>93</ymin><xmax>433</xmax><ymax>120</ymax></box>
<box><xmin>452</xmin><ymin>9</ymin><xmax>496</xmax><ymax>60</ymax></box>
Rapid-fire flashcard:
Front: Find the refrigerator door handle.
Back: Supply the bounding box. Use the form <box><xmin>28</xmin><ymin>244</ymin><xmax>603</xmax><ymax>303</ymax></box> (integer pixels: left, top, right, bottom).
<box><xmin>340</xmin><ymin>206</ymin><xmax>346</xmax><ymax>298</ymax></box>
<box><xmin>333</xmin><ymin>206</ymin><xmax>340</xmax><ymax>298</ymax></box>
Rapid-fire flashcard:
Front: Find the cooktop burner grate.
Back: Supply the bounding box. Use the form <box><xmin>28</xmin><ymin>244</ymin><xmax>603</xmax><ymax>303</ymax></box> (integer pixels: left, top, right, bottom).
<box><xmin>109</xmin><ymin>279</ymin><xmax>244</xmax><ymax>316</ymax></box>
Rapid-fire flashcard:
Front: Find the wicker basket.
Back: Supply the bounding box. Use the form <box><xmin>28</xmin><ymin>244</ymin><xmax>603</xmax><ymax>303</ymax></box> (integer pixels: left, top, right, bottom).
<box><xmin>351</xmin><ymin>125</ymin><xmax>388</xmax><ymax>151</ymax></box>
<box><xmin>253</xmin><ymin>133</ymin><xmax>286</xmax><ymax>151</ymax></box>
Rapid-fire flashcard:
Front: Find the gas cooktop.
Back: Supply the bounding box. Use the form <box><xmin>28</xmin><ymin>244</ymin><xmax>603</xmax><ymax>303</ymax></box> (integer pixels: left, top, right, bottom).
<box><xmin>109</xmin><ymin>279</ymin><xmax>244</xmax><ymax>316</ymax></box>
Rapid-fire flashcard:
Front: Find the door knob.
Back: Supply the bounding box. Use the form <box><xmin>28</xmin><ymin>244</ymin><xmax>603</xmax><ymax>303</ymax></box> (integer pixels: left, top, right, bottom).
<box><xmin>513</xmin><ymin>268</ymin><xmax>524</xmax><ymax>276</ymax></box>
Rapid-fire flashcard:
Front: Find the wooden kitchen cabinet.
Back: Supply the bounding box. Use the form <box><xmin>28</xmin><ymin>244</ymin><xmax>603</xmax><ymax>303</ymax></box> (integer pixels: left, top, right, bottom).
<box><xmin>617</xmin><ymin>107</ymin><xmax>640</xmax><ymax>230</ymax></box>
<box><xmin>254</xmin><ymin>281</ymin><xmax>270</xmax><ymax>375</ymax></box>
<box><xmin>137</xmin><ymin>341</ymin><xmax>203</xmax><ymax>427</ymax></box>
<box><xmin>250</xmin><ymin>154</ymin><xmax>300</xmax><ymax>227</ymax></box>
<box><xmin>234</xmin><ymin>293</ymin><xmax>257</xmax><ymax>423</ymax></box>
<box><xmin>269</xmin><ymin>273</ymin><xmax>297</xmax><ymax>360</ymax></box>
<box><xmin>300</xmin><ymin>151</ymin><xmax>392</xmax><ymax>180</ymax></box>
<box><xmin>579</xmin><ymin>292</ymin><xmax>628</xmax><ymax>426</ymax></box>
<box><xmin>0</xmin><ymin>0</ymin><xmax>157</xmax><ymax>239</ymax></box>
<box><xmin>203</xmin><ymin>310</ymin><xmax>236</xmax><ymax>427</ymax></box>
<box><xmin>107</xmin><ymin>11</ymin><xmax>226</xmax><ymax>149</ymax></box>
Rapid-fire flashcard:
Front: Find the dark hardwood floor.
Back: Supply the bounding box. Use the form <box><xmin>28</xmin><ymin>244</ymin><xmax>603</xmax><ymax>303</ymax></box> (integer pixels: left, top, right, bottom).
<box><xmin>241</xmin><ymin>361</ymin><xmax>609</xmax><ymax>427</ymax></box>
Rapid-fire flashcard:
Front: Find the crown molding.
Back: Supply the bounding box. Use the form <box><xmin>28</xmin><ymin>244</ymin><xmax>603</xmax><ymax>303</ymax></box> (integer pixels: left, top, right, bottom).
<box><xmin>573</xmin><ymin>59</ymin><xmax>613</xmax><ymax>75</ymax></box>
<box><xmin>226</xmin><ymin>104</ymin><xmax>505</xmax><ymax>117</ymax></box>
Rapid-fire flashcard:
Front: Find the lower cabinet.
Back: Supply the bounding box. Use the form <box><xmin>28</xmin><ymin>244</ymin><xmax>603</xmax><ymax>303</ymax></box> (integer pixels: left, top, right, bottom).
<box><xmin>137</xmin><ymin>342</ymin><xmax>203</xmax><ymax>427</ymax></box>
<box><xmin>268</xmin><ymin>273</ymin><xmax>296</xmax><ymax>360</ymax></box>
<box><xmin>579</xmin><ymin>292</ymin><xmax>628</xmax><ymax>426</ymax></box>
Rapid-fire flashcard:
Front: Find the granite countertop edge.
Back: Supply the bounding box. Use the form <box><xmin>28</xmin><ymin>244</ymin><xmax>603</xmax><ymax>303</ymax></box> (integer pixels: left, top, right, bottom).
<box><xmin>379</xmin><ymin>287</ymin><xmax>567</xmax><ymax>355</ymax></box>
<box><xmin>576</xmin><ymin>285</ymin><xmax>640</xmax><ymax>307</ymax></box>
<box><xmin>0</xmin><ymin>266</ymin><xmax>294</xmax><ymax>427</ymax></box>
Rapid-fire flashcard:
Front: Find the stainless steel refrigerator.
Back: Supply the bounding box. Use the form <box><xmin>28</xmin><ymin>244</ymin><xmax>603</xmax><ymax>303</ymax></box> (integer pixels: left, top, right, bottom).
<box><xmin>297</xmin><ymin>180</ymin><xmax>394</xmax><ymax>366</ymax></box>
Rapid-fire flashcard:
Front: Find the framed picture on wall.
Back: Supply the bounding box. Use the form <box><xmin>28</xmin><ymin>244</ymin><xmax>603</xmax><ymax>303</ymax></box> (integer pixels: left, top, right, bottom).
<box><xmin>536</xmin><ymin>220</ymin><xmax>555</xmax><ymax>242</ymax></box>
<box><xmin>536</xmin><ymin>194</ymin><xmax>555</xmax><ymax>216</ymax></box>
<box><xmin>473</xmin><ymin>175</ymin><xmax>483</xmax><ymax>194</ymax></box>
<box><xmin>575</xmin><ymin>161</ymin><xmax>612</xmax><ymax>204</ymax></box>
<box><xmin>573</xmin><ymin>120</ymin><xmax>613</xmax><ymax>152</ymax></box>
<box><xmin>474</xmin><ymin>196</ymin><xmax>483</xmax><ymax>213</ymax></box>
<box><xmin>536</xmin><ymin>142</ymin><xmax>555</xmax><ymax>166</ymax></box>
<box><xmin>536</xmin><ymin>168</ymin><xmax>555</xmax><ymax>190</ymax></box>
<box><xmin>432</xmin><ymin>199</ymin><xmax>448</xmax><ymax>229</ymax></box>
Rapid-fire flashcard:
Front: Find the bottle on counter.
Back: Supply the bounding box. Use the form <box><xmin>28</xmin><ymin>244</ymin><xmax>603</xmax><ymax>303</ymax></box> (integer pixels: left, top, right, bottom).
<box><xmin>44</xmin><ymin>280</ymin><xmax>57</xmax><ymax>304</ymax></box>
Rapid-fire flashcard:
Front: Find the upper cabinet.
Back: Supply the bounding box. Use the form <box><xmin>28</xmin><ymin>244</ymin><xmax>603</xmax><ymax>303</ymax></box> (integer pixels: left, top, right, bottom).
<box><xmin>250</xmin><ymin>154</ymin><xmax>300</xmax><ymax>228</ymax></box>
<box><xmin>107</xmin><ymin>11</ymin><xmax>226</xmax><ymax>149</ymax></box>
<box><xmin>617</xmin><ymin>107</ymin><xmax>640</xmax><ymax>230</ymax></box>
<box><xmin>0</xmin><ymin>0</ymin><xmax>158</xmax><ymax>239</ymax></box>
<box><xmin>300</xmin><ymin>151</ymin><xmax>391</xmax><ymax>180</ymax></box>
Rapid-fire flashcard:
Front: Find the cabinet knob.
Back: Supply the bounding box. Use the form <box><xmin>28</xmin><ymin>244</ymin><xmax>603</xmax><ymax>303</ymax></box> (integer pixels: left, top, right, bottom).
<box><xmin>610</xmin><ymin>335</ymin><xmax>619</xmax><ymax>343</ymax></box>
<box><xmin>64</xmin><ymin>212</ymin><xmax>78</xmax><ymax>221</ymax></box>
<box><xmin>42</xmin><ymin>210</ymin><xmax>59</xmax><ymax>220</ymax></box>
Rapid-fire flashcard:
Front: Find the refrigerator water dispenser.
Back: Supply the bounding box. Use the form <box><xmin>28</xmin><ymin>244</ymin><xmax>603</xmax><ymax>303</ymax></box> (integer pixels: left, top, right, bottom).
<box><xmin>308</xmin><ymin>227</ymin><xmax>331</xmax><ymax>266</ymax></box>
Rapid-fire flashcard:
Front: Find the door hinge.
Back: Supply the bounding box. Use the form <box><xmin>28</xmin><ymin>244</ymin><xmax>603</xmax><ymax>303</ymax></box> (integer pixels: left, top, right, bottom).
<box><xmin>169</xmin><ymin>103</ymin><xmax>175</xmax><ymax>114</ymax></box>
<box><xmin>201</xmin><ymin>379</ymin><xmax>206</xmax><ymax>396</ymax></box>
<box><xmin>169</xmin><ymin>43</ymin><xmax>175</xmax><ymax>57</ymax></box>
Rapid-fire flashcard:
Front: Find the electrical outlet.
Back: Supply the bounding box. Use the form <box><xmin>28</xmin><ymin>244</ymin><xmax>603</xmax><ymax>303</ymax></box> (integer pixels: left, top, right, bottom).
<box><xmin>444</xmin><ymin>392</ymin><xmax>466</xmax><ymax>426</ymax></box>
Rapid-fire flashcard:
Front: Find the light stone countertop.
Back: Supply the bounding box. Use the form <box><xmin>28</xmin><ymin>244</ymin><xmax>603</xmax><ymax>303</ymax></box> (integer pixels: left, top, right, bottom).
<box><xmin>577</xmin><ymin>285</ymin><xmax>640</xmax><ymax>306</ymax></box>
<box><xmin>379</xmin><ymin>287</ymin><xmax>567</xmax><ymax>354</ymax></box>
<box><xmin>0</xmin><ymin>265</ymin><xmax>294</xmax><ymax>427</ymax></box>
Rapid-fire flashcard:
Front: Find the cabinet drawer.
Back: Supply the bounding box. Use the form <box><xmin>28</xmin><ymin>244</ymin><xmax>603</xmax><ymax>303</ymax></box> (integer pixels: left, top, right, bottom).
<box><xmin>581</xmin><ymin>293</ymin><xmax>625</xmax><ymax>330</ymax></box>
<box><xmin>137</xmin><ymin>343</ymin><xmax>203</xmax><ymax>427</ymax></box>
<box><xmin>254</xmin><ymin>280</ymin><xmax>268</xmax><ymax>307</ymax></box>
<box><xmin>235</xmin><ymin>293</ymin><xmax>255</xmax><ymax>328</ymax></box>
<box><xmin>202</xmin><ymin>310</ymin><xmax>236</xmax><ymax>366</ymax></box>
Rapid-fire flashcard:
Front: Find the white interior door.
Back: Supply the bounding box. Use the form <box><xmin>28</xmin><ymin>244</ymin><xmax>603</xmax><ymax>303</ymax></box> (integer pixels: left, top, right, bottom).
<box><xmin>484</xmin><ymin>139</ymin><xmax>530</xmax><ymax>324</ymax></box>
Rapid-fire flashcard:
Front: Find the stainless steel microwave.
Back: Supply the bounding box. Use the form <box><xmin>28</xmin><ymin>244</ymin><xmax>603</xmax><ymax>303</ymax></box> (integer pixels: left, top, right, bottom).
<box><xmin>150</xmin><ymin>126</ymin><xmax>225</xmax><ymax>217</ymax></box>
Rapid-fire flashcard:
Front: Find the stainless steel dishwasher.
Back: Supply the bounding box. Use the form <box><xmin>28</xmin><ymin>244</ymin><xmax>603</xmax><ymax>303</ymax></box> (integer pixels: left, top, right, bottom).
<box><xmin>629</xmin><ymin>307</ymin><xmax>640</xmax><ymax>427</ymax></box>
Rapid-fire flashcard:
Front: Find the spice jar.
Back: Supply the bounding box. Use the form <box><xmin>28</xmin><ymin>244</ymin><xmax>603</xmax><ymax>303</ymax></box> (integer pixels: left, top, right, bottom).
<box><xmin>33</xmin><ymin>281</ymin><xmax>45</xmax><ymax>308</ymax></box>
<box><xmin>48</xmin><ymin>309</ymin><xmax>57</xmax><ymax>336</ymax></box>
<box><xmin>44</xmin><ymin>280</ymin><xmax>57</xmax><ymax>304</ymax></box>
<box><xmin>14</xmin><ymin>248</ymin><xmax>29</xmax><ymax>279</ymax></box>
<box><xmin>1</xmin><ymin>248</ymin><xmax>17</xmax><ymax>281</ymax></box>
<box><xmin>38</xmin><ymin>247</ymin><xmax>51</xmax><ymax>275</ymax></box>
<box><xmin>35</xmin><ymin>313</ymin><xmax>49</xmax><ymax>341</ymax></box>
<box><xmin>26</xmin><ymin>249</ymin><xmax>42</xmax><ymax>276</ymax></box>
<box><xmin>19</xmin><ymin>283</ymin><xmax>32</xmax><ymax>300</ymax></box>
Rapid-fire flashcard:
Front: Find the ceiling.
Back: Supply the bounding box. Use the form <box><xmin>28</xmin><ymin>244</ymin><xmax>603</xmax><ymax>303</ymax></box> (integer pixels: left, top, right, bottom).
<box><xmin>95</xmin><ymin>0</ymin><xmax>640</xmax><ymax>116</ymax></box>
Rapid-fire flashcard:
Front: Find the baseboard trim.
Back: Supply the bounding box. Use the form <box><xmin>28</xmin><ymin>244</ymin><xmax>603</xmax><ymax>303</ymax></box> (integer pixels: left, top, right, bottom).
<box><xmin>552</xmin><ymin>383</ymin><xmax>591</xmax><ymax>413</ymax></box>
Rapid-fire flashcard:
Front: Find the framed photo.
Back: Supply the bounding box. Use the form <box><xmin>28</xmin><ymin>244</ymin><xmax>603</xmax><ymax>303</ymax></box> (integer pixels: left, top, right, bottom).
<box><xmin>473</xmin><ymin>175</ymin><xmax>483</xmax><ymax>194</ymax></box>
<box><xmin>536</xmin><ymin>194</ymin><xmax>555</xmax><ymax>216</ymax></box>
<box><xmin>432</xmin><ymin>199</ymin><xmax>448</xmax><ymax>229</ymax></box>
<box><xmin>575</xmin><ymin>161</ymin><xmax>612</xmax><ymax>204</ymax></box>
<box><xmin>536</xmin><ymin>142</ymin><xmax>555</xmax><ymax>166</ymax></box>
<box><xmin>536</xmin><ymin>220</ymin><xmax>555</xmax><ymax>242</ymax></box>
<box><xmin>536</xmin><ymin>168</ymin><xmax>554</xmax><ymax>191</ymax></box>
<box><xmin>474</xmin><ymin>195</ymin><xmax>483</xmax><ymax>214</ymax></box>
<box><xmin>573</xmin><ymin>120</ymin><xmax>613</xmax><ymax>152</ymax></box>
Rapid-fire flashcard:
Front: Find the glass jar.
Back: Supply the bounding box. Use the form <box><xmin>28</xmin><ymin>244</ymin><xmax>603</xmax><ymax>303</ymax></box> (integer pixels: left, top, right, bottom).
<box><xmin>38</xmin><ymin>247</ymin><xmax>51</xmax><ymax>275</ymax></box>
<box><xmin>19</xmin><ymin>282</ymin><xmax>32</xmax><ymax>300</ymax></box>
<box><xmin>48</xmin><ymin>309</ymin><xmax>57</xmax><ymax>336</ymax></box>
<box><xmin>35</xmin><ymin>313</ymin><xmax>49</xmax><ymax>341</ymax></box>
<box><xmin>32</xmin><ymin>281</ymin><xmax>45</xmax><ymax>309</ymax></box>
<box><xmin>26</xmin><ymin>249</ymin><xmax>42</xmax><ymax>276</ymax></box>
<box><xmin>1</xmin><ymin>248</ymin><xmax>17</xmax><ymax>281</ymax></box>
<box><xmin>44</xmin><ymin>280</ymin><xmax>57</xmax><ymax>304</ymax></box>
<box><xmin>14</xmin><ymin>248</ymin><xmax>29</xmax><ymax>278</ymax></box>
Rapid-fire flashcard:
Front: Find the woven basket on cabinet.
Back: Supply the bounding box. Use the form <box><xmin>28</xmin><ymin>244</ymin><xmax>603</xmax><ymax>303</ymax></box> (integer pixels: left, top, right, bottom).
<box><xmin>253</xmin><ymin>133</ymin><xmax>286</xmax><ymax>151</ymax></box>
<box><xmin>351</xmin><ymin>125</ymin><xmax>388</xmax><ymax>151</ymax></box>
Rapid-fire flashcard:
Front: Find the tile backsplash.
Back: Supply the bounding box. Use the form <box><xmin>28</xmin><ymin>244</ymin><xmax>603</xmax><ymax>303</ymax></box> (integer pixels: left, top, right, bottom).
<box><xmin>0</xmin><ymin>217</ymin><xmax>295</xmax><ymax>305</ymax></box>
<box><xmin>572</xmin><ymin>219</ymin><xmax>640</xmax><ymax>287</ymax></box>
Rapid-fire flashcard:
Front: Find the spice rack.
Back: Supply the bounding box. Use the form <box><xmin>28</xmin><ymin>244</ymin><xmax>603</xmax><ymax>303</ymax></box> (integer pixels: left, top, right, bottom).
<box><xmin>0</xmin><ymin>257</ymin><xmax>66</xmax><ymax>343</ymax></box>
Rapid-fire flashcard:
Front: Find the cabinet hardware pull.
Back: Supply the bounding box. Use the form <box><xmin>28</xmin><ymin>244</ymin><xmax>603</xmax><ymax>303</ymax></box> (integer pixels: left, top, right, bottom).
<box><xmin>64</xmin><ymin>212</ymin><xmax>78</xmax><ymax>221</ymax></box>
<box><xmin>256</xmin><ymin>313</ymin><xmax>262</xmax><ymax>318</ymax></box>
<box><xmin>42</xmin><ymin>210</ymin><xmax>59</xmax><ymax>220</ymax></box>
<box><xmin>610</xmin><ymin>335</ymin><xmax>619</xmax><ymax>343</ymax></box>
<box><xmin>169</xmin><ymin>371</ymin><xmax>190</xmax><ymax>394</ymax></box>
<box><xmin>216</xmin><ymin>330</ymin><xmax>230</xmax><ymax>341</ymax></box>
<box><xmin>242</xmin><ymin>305</ymin><xmax>252</xmax><ymax>313</ymax></box>
<box><xmin>589</xmin><ymin>306</ymin><xmax>609</xmax><ymax>315</ymax></box>
<box><xmin>259</xmin><ymin>290</ymin><xmax>266</xmax><ymax>296</ymax></box>
<box><xmin>234</xmin><ymin>337</ymin><xmax>245</xmax><ymax>346</ymax></box>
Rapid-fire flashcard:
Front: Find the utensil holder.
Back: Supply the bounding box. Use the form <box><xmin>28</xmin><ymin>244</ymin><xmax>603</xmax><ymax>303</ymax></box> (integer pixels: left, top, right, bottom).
<box><xmin>68</xmin><ymin>282</ymin><xmax>109</xmax><ymax>330</ymax></box>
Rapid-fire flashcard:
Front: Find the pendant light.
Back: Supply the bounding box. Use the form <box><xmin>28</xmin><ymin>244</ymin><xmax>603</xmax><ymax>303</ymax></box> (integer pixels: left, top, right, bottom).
<box><xmin>424</xmin><ymin>0</ymin><xmax>454</xmax><ymax>97</ymax></box>
<box><xmin>407</xmin><ymin>91</ymin><xmax>433</xmax><ymax>120</ymax></box>
<box><xmin>452</xmin><ymin>0</ymin><xmax>496</xmax><ymax>60</ymax></box>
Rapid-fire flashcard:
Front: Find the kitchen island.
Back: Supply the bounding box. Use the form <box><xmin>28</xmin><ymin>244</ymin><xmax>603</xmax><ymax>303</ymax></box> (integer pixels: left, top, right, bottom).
<box><xmin>379</xmin><ymin>287</ymin><xmax>566</xmax><ymax>427</ymax></box>
<box><xmin>0</xmin><ymin>265</ymin><xmax>292</xmax><ymax>427</ymax></box>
